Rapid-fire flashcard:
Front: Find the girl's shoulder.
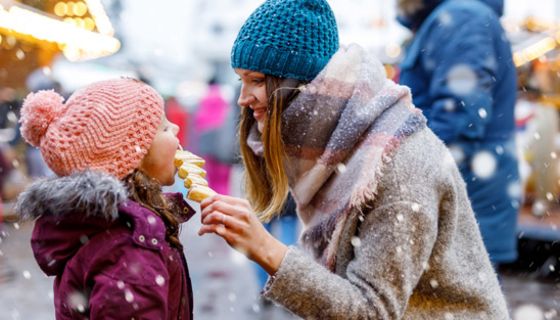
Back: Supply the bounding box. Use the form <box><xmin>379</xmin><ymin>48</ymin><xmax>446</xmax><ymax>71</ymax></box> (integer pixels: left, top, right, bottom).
<box><xmin>117</xmin><ymin>200</ymin><xmax>168</xmax><ymax>250</ymax></box>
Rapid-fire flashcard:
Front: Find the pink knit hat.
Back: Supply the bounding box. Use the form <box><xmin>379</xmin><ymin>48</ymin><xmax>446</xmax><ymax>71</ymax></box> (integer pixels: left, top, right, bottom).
<box><xmin>19</xmin><ymin>78</ymin><xmax>164</xmax><ymax>179</ymax></box>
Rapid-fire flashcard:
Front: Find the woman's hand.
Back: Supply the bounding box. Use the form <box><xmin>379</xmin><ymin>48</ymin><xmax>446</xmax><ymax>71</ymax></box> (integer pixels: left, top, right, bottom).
<box><xmin>198</xmin><ymin>194</ymin><xmax>288</xmax><ymax>275</ymax></box>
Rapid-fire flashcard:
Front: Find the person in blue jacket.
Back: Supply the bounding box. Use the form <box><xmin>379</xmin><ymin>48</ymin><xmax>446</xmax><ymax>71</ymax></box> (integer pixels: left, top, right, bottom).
<box><xmin>397</xmin><ymin>0</ymin><xmax>520</xmax><ymax>266</ymax></box>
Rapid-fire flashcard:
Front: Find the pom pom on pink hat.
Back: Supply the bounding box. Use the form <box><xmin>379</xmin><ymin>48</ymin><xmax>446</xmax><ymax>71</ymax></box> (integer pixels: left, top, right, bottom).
<box><xmin>19</xmin><ymin>78</ymin><xmax>164</xmax><ymax>179</ymax></box>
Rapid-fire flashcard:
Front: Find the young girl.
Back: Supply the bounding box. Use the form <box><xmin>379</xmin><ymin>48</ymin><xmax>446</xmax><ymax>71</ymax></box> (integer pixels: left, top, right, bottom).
<box><xmin>16</xmin><ymin>78</ymin><xmax>194</xmax><ymax>319</ymax></box>
<box><xmin>199</xmin><ymin>0</ymin><xmax>510</xmax><ymax>319</ymax></box>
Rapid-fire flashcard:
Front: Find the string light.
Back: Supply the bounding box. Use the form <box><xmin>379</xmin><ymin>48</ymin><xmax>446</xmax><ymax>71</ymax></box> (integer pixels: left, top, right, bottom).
<box><xmin>0</xmin><ymin>3</ymin><xmax>120</xmax><ymax>61</ymax></box>
<box><xmin>84</xmin><ymin>0</ymin><xmax>114</xmax><ymax>36</ymax></box>
<box><xmin>73</xmin><ymin>2</ymin><xmax>88</xmax><ymax>17</ymax></box>
<box><xmin>54</xmin><ymin>2</ymin><xmax>67</xmax><ymax>16</ymax></box>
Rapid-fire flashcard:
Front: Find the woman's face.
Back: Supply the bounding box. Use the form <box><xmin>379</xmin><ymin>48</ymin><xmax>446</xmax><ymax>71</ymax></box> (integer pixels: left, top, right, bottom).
<box><xmin>235</xmin><ymin>68</ymin><xmax>268</xmax><ymax>133</ymax></box>
<box><xmin>140</xmin><ymin>116</ymin><xmax>180</xmax><ymax>186</ymax></box>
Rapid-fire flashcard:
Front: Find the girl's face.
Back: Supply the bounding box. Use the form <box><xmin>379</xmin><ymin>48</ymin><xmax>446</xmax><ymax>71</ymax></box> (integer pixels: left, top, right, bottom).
<box><xmin>235</xmin><ymin>68</ymin><xmax>268</xmax><ymax>133</ymax></box>
<box><xmin>140</xmin><ymin>116</ymin><xmax>180</xmax><ymax>186</ymax></box>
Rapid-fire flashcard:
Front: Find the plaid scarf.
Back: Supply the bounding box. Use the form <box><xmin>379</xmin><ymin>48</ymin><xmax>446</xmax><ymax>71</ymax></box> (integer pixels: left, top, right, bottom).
<box><xmin>248</xmin><ymin>45</ymin><xmax>426</xmax><ymax>271</ymax></box>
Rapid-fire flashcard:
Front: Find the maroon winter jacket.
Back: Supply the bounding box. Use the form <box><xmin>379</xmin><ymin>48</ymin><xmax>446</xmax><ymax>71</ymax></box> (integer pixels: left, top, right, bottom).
<box><xmin>16</xmin><ymin>171</ymin><xmax>195</xmax><ymax>320</ymax></box>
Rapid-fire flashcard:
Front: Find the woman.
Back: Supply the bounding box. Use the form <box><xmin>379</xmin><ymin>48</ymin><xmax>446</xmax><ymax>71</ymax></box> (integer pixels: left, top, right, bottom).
<box><xmin>199</xmin><ymin>0</ymin><xmax>509</xmax><ymax>318</ymax></box>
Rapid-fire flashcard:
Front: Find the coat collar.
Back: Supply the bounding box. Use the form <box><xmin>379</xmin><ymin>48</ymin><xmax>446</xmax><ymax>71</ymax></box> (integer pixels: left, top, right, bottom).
<box><xmin>18</xmin><ymin>170</ymin><xmax>195</xmax><ymax>275</ymax></box>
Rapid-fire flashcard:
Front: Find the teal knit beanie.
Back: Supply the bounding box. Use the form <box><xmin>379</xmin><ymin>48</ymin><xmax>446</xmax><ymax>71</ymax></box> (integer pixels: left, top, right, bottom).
<box><xmin>231</xmin><ymin>0</ymin><xmax>339</xmax><ymax>81</ymax></box>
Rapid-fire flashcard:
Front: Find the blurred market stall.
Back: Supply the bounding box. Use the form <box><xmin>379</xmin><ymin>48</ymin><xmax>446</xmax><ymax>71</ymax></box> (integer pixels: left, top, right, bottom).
<box><xmin>0</xmin><ymin>0</ymin><xmax>120</xmax><ymax>90</ymax></box>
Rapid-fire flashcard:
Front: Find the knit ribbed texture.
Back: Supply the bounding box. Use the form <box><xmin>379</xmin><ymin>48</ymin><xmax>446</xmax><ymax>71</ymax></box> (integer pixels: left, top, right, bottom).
<box><xmin>19</xmin><ymin>78</ymin><xmax>164</xmax><ymax>179</ymax></box>
<box><xmin>231</xmin><ymin>0</ymin><xmax>339</xmax><ymax>81</ymax></box>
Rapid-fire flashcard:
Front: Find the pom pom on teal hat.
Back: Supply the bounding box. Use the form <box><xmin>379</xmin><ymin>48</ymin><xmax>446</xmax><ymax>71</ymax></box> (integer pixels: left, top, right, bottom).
<box><xmin>231</xmin><ymin>0</ymin><xmax>339</xmax><ymax>81</ymax></box>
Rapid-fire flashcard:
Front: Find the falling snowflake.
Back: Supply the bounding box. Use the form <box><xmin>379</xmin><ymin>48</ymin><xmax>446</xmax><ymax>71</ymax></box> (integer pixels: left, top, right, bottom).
<box><xmin>7</xmin><ymin>111</ymin><xmax>17</xmax><ymax>123</ymax></box>
<box><xmin>551</xmin><ymin>152</ymin><xmax>558</xmax><ymax>159</ymax></box>
<box><xmin>546</xmin><ymin>193</ymin><xmax>554</xmax><ymax>202</ymax></box>
<box><xmin>16</xmin><ymin>49</ymin><xmax>25</xmax><ymax>60</ymax></box>
<box><xmin>429</xmin><ymin>279</ymin><xmax>439</xmax><ymax>288</ymax></box>
<box><xmin>336</xmin><ymin>163</ymin><xmax>347</xmax><ymax>174</ymax></box>
<box><xmin>507</xmin><ymin>182</ymin><xmax>521</xmax><ymax>199</ymax></box>
<box><xmin>513</xmin><ymin>304</ymin><xmax>544</xmax><ymax>320</ymax></box>
<box><xmin>22</xmin><ymin>270</ymin><xmax>31</xmax><ymax>279</ymax></box>
<box><xmin>471</xmin><ymin>151</ymin><xmax>496</xmax><ymax>179</ymax></box>
<box><xmin>477</xmin><ymin>272</ymin><xmax>486</xmax><ymax>282</ymax></box>
<box><xmin>230</xmin><ymin>249</ymin><xmax>247</xmax><ymax>265</ymax></box>
<box><xmin>117</xmin><ymin>280</ymin><xmax>125</xmax><ymax>289</ymax></box>
<box><xmin>438</xmin><ymin>11</ymin><xmax>452</xmax><ymax>26</ymax></box>
<box><xmin>447</xmin><ymin>64</ymin><xmax>478</xmax><ymax>96</ymax></box>
<box><xmin>448</xmin><ymin>145</ymin><xmax>465</xmax><ymax>164</ymax></box>
<box><xmin>351</xmin><ymin>236</ymin><xmax>361</xmax><ymax>247</ymax></box>
<box><xmin>443</xmin><ymin>99</ymin><xmax>456</xmax><ymax>112</ymax></box>
<box><xmin>228</xmin><ymin>293</ymin><xmax>237</xmax><ymax>302</ymax></box>
<box><xmin>532</xmin><ymin>200</ymin><xmax>547</xmax><ymax>217</ymax></box>
<box><xmin>478</xmin><ymin>108</ymin><xmax>488</xmax><ymax>119</ymax></box>
<box><xmin>534</xmin><ymin>132</ymin><xmax>541</xmax><ymax>140</ymax></box>
<box><xmin>124</xmin><ymin>289</ymin><xmax>134</xmax><ymax>302</ymax></box>
<box><xmin>147</xmin><ymin>216</ymin><xmax>157</xmax><ymax>225</ymax></box>
<box><xmin>411</xmin><ymin>203</ymin><xmax>420</xmax><ymax>212</ymax></box>
<box><xmin>396</xmin><ymin>213</ymin><xmax>404</xmax><ymax>222</ymax></box>
<box><xmin>495</xmin><ymin>145</ymin><xmax>504</xmax><ymax>155</ymax></box>
<box><xmin>68</xmin><ymin>291</ymin><xmax>87</xmax><ymax>313</ymax></box>
<box><xmin>155</xmin><ymin>275</ymin><xmax>165</xmax><ymax>286</ymax></box>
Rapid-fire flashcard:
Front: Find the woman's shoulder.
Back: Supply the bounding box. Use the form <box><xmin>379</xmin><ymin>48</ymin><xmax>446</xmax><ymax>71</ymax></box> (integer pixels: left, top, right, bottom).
<box><xmin>386</xmin><ymin>128</ymin><xmax>452</xmax><ymax>180</ymax></box>
<box><xmin>376</xmin><ymin>128</ymin><xmax>460</xmax><ymax>203</ymax></box>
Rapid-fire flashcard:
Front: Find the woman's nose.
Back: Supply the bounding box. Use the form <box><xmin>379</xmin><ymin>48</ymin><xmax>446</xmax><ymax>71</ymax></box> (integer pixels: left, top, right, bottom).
<box><xmin>237</xmin><ymin>88</ymin><xmax>255</xmax><ymax>108</ymax></box>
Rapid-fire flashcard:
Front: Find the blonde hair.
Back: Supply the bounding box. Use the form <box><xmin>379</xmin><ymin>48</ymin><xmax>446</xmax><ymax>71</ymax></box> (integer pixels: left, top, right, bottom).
<box><xmin>239</xmin><ymin>76</ymin><xmax>304</xmax><ymax>222</ymax></box>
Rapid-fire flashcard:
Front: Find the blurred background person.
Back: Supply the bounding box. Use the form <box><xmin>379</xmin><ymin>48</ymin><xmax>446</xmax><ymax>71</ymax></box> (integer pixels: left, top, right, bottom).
<box><xmin>397</xmin><ymin>0</ymin><xmax>520</xmax><ymax>268</ymax></box>
<box><xmin>195</xmin><ymin>78</ymin><xmax>233</xmax><ymax>195</ymax></box>
<box><xmin>166</xmin><ymin>96</ymin><xmax>190</xmax><ymax>148</ymax></box>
